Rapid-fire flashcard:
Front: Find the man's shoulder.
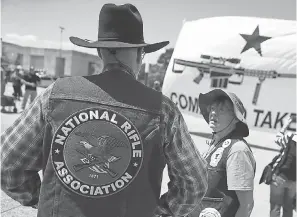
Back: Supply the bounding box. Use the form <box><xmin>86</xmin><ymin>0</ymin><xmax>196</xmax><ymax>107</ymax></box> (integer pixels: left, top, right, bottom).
<box><xmin>54</xmin><ymin>75</ymin><xmax>82</xmax><ymax>84</ymax></box>
<box><xmin>229</xmin><ymin>140</ymin><xmax>251</xmax><ymax>155</ymax></box>
<box><xmin>161</xmin><ymin>94</ymin><xmax>180</xmax><ymax>115</ymax></box>
<box><xmin>49</xmin><ymin>76</ymin><xmax>82</xmax><ymax>93</ymax></box>
<box><xmin>227</xmin><ymin>140</ymin><xmax>256</xmax><ymax>167</ymax></box>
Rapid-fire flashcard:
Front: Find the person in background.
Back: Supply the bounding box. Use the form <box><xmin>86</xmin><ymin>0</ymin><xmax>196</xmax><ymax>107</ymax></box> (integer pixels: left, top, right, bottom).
<box><xmin>190</xmin><ymin>89</ymin><xmax>255</xmax><ymax>217</ymax></box>
<box><xmin>1</xmin><ymin>66</ymin><xmax>8</xmax><ymax>96</ymax></box>
<box><xmin>260</xmin><ymin>115</ymin><xmax>296</xmax><ymax>217</ymax></box>
<box><xmin>153</xmin><ymin>80</ymin><xmax>161</xmax><ymax>91</ymax></box>
<box><xmin>21</xmin><ymin>66</ymin><xmax>40</xmax><ymax>111</ymax></box>
<box><xmin>1</xmin><ymin>3</ymin><xmax>208</xmax><ymax>217</ymax></box>
<box><xmin>11</xmin><ymin>65</ymin><xmax>23</xmax><ymax>100</ymax></box>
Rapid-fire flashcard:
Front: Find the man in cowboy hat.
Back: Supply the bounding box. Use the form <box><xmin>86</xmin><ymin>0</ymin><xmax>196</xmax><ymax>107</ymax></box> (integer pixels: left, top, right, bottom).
<box><xmin>1</xmin><ymin>3</ymin><xmax>208</xmax><ymax>217</ymax></box>
<box><xmin>189</xmin><ymin>89</ymin><xmax>256</xmax><ymax>217</ymax></box>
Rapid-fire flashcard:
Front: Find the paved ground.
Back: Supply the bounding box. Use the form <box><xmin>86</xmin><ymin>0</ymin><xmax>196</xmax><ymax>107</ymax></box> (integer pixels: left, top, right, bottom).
<box><xmin>1</xmin><ymin>83</ymin><xmax>295</xmax><ymax>216</ymax></box>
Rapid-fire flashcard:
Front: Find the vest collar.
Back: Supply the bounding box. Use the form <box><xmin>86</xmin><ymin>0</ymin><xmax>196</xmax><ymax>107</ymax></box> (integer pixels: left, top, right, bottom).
<box><xmin>102</xmin><ymin>63</ymin><xmax>136</xmax><ymax>79</ymax></box>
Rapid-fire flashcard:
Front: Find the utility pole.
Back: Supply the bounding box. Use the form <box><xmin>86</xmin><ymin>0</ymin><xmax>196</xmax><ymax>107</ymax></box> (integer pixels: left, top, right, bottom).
<box><xmin>59</xmin><ymin>26</ymin><xmax>65</xmax><ymax>57</ymax></box>
<box><xmin>144</xmin><ymin>59</ymin><xmax>149</xmax><ymax>86</ymax></box>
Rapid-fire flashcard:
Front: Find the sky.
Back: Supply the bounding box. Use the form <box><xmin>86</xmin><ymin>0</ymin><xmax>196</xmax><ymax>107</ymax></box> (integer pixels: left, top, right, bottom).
<box><xmin>1</xmin><ymin>0</ymin><xmax>296</xmax><ymax>63</ymax></box>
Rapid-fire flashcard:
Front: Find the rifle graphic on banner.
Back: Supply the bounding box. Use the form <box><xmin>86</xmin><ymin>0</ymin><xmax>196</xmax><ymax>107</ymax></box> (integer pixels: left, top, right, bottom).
<box><xmin>172</xmin><ymin>55</ymin><xmax>296</xmax><ymax>105</ymax></box>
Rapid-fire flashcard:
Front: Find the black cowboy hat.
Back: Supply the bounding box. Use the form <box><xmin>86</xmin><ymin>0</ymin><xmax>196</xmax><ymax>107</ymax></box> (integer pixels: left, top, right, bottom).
<box><xmin>70</xmin><ymin>3</ymin><xmax>169</xmax><ymax>53</ymax></box>
<box><xmin>198</xmin><ymin>89</ymin><xmax>249</xmax><ymax>137</ymax></box>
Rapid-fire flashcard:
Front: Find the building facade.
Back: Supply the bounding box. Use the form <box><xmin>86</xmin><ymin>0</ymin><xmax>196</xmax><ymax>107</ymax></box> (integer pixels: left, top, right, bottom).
<box><xmin>1</xmin><ymin>41</ymin><xmax>103</xmax><ymax>77</ymax></box>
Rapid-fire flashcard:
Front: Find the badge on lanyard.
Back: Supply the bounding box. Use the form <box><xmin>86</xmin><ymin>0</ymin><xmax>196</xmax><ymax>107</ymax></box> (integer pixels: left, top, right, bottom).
<box><xmin>209</xmin><ymin>139</ymin><xmax>232</xmax><ymax>167</ymax></box>
<box><xmin>222</xmin><ymin>139</ymin><xmax>231</xmax><ymax>148</ymax></box>
<box><xmin>210</xmin><ymin>147</ymin><xmax>224</xmax><ymax>167</ymax></box>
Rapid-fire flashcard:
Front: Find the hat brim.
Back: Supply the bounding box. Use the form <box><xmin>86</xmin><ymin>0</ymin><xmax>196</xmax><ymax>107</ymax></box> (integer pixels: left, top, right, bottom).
<box><xmin>198</xmin><ymin>89</ymin><xmax>249</xmax><ymax>137</ymax></box>
<box><xmin>69</xmin><ymin>37</ymin><xmax>169</xmax><ymax>53</ymax></box>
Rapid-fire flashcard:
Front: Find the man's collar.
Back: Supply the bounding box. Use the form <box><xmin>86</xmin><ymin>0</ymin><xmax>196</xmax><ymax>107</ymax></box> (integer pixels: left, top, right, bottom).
<box><xmin>102</xmin><ymin>63</ymin><xmax>136</xmax><ymax>79</ymax></box>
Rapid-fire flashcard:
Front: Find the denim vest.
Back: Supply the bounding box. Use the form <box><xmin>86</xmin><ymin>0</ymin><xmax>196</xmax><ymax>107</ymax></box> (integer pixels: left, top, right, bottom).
<box><xmin>37</xmin><ymin>70</ymin><xmax>166</xmax><ymax>217</ymax></box>
<box><xmin>191</xmin><ymin>138</ymin><xmax>245</xmax><ymax>217</ymax></box>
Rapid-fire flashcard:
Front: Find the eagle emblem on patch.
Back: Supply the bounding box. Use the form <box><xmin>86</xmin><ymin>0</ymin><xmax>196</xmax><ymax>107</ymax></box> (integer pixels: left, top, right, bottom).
<box><xmin>210</xmin><ymin>147</ymin><xmax>224</xmax><ymax>167</ymax></box>
<box><xmin>73</xmin><ymin>132</ymin><xmax>126</xmax><ymax>177</ymax></box>
<box><xmin>51</xmin><ymin>108</ymin><xmax>143</xmax><ymax>198</ymax></box>
<box><xmin>199</xmin><ymin>207</ymin><xmax>221</xmax><ymax>217</ymax></box>
<box><xmin>222</xmin><ymin>139</ymin><xmax>231</xmax><ymax>148</ymax></box>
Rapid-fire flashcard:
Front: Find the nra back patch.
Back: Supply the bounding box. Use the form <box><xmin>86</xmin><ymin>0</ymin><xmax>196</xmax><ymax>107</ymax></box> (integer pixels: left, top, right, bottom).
<box><xmin>51</xmin><ymin>108</ymin><xmax>143</xmax><ymax>198</ymax></box>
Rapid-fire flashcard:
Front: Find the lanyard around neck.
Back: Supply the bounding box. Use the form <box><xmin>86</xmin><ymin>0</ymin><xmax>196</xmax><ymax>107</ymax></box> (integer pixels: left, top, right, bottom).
<box><xmin>204</xmin><ymin>137</ymin><xmax>226</xmax><ymax>159</ymax></box>
<box><xmin>204</xmin><ymin>133</ymin><xmax>233</xmax><ymax>159</ymax></box>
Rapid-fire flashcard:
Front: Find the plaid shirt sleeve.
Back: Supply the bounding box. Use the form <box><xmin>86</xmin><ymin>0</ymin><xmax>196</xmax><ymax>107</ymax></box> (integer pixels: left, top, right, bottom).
<box><xmin>0</xmin><ymin>83</ymin><xmax>54</xmax><ymax>206</ymax></box>
<box><xmin>154</xmin><ymin>97</ymin><xmax>208</xmax><ymax>217</ymax></box>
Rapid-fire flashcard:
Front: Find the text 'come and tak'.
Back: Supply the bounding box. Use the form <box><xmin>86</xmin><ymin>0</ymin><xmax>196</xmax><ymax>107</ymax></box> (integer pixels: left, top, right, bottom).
<box><xmin>170</xmin><ymin>92</ymin><xmax>296</xmax><ymax>131</ymax></box>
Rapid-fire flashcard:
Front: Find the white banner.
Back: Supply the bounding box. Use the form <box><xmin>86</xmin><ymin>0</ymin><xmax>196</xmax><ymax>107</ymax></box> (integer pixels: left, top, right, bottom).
<box><xmin>163</xmin><ymin>16</ymin><xmax>296</xmax><ymax>134</ymax></box>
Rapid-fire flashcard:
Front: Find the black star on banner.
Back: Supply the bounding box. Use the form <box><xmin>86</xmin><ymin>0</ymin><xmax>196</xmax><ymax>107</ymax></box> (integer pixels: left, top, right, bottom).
<box><xmin>240</xmin><ymin>25</ymin><xmax>272</xmax><ymax>56</ymax></box>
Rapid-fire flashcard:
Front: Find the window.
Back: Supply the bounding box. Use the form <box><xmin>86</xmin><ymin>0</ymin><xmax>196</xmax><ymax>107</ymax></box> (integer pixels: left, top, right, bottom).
<box><xmin>16</xmin><ymin>53</ymin><xmax>23</xmax><ymax>66</ymax></box>
<box><xmin>30</xmin><ymin>55</ymin><xmax>44</xmax><ymax>69</ymax></box>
